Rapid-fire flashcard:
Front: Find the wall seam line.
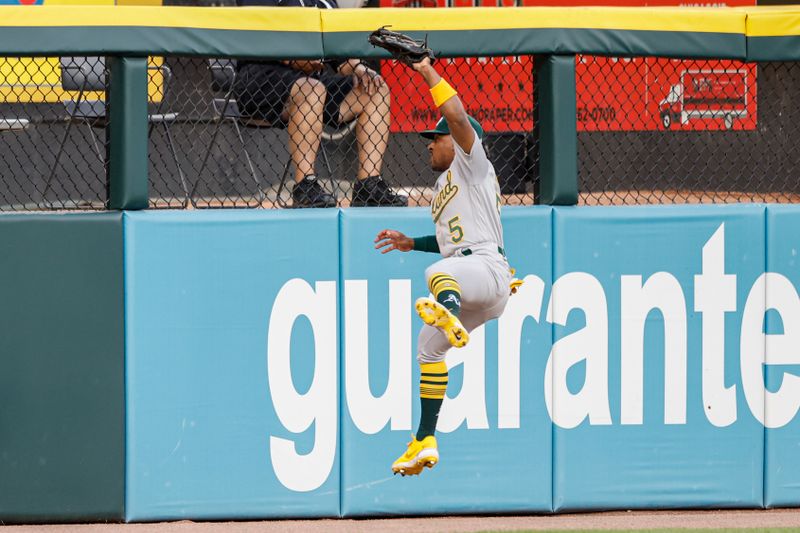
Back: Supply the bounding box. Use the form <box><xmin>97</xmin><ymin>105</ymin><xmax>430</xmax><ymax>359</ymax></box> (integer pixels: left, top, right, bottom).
<box><xmin>550</xmin><ymin>206</ymin><xmax>556</xmax><ymax>514</ymax></box>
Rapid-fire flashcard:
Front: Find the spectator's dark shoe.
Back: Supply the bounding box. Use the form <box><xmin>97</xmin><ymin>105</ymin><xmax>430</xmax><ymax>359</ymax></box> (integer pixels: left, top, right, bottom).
<box><xmin>292</xmin><ymin>176</ymin><xmax>336</xmax><ymax>208</ymax></box>
<box><xmin>351</xmin><ymin>176</ymin><xmax>409</xmax><ymax>207</ymax></box>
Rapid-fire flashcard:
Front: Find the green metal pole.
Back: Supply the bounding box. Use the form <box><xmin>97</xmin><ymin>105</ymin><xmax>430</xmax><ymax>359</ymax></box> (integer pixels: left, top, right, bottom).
<box><xmin>536</xmin><ymin>54</ymin><xmax>578</xmax><ymax>206</ymax></box>
<box><xmin>108</xmin><ymin>56</ymin><xmax>148</xmax><ymax>210</ymax></box>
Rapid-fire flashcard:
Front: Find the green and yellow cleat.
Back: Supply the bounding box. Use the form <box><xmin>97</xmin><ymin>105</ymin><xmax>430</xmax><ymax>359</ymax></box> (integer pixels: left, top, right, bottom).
<box><xmin>415</xmin><ymin>297</ymin><xmax>469</xmax><ymax>348</ymax></box>
<box><xmin>391</xmin><ymin>435</ymin><xmax>439</xmax><ymax>477</ymax></box>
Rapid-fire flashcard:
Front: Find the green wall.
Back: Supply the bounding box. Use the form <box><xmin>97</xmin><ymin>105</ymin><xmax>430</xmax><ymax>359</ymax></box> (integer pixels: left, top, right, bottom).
<box><xmin>0</xmin><ymin>213</ymin><xmax>125</xmax><ymax>522</ymax></box>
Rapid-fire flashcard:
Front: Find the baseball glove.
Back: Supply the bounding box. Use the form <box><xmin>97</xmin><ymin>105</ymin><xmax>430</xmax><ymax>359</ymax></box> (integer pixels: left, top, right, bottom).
<box><xmin>368</xmin><ymin>26</ymin><xmax>435</xmax><ymax>67</ymax></box>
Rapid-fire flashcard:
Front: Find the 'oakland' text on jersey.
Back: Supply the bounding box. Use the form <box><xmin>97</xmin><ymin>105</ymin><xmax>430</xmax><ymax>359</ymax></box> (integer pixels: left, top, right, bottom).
<box><xmin>431</xmin><ymin>130</ymin><xmax>504</xmax><ymax>258</ymax></box>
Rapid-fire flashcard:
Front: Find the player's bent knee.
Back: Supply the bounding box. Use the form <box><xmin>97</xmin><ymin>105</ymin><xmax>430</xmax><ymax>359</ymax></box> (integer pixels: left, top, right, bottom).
<box><xmin>424</xmin><ymin>265</ymin><xmax>454</xmax><ymax>287</ymax></box>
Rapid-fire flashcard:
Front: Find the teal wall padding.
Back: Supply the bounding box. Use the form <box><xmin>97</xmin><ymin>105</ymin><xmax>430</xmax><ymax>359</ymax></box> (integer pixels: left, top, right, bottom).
<box><xmin>0</xmin><ymin>10</ymin><xmax>749</xmax><ymax>61</ymax></box>
<box><xmin>11</xmin><ymin>7</ymin><xmax>800</xmax><ymax>62</ymax></box>
<box><xmin>551</xmin><ymin>205</ymin><xmax>765</xmax><ymax>511</ymax></box>
<box><xmin>0</xmin><ymin>28</ymin><xmax>324</xmax><ymax>58</ymax></box>
<box><xmin>746</xmin><ymin>37</ymin><xmax>800</xmax><ymax>62</ymax></box>
<box><xmin>764</xmin><ymin>205</ymin><xmax>800</xmax><ymax>507</ymax></box>
<box><xmin>122</xmin><ymin>205</ymin><xmax>800</xmax><ymax>521</ymax></box>
<box><xmin>0</xmin><ymin>213</ymin><xmax>125</xmax><ymax>523</ymax></box>
<box><xmin>325</xmin><ymin>28</ymin><xmax>745</xmax><ymax>60</ymax></box>
<box><xmin>338</xmin><ymin>207</ymin><xmax>553</xmax><ymax>516</ymax></box>
<box><xmin>124</xmin><ymin>209</ymin><xmax>341</xmax><ymax>521</ymax></box>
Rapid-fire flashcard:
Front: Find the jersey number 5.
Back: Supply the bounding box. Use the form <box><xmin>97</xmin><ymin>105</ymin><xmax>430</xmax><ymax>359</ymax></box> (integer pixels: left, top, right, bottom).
<box><xmin>448</xmin><ymin>216</ymin><xmax>464</xmax><ymax>244</ymax></box>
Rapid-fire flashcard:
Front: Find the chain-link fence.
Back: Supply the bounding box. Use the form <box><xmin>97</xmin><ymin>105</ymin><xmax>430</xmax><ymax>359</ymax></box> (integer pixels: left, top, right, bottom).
<box><xmin>578</xmin><ymin>56</ymin><xmax>800</xmax><ymax>204</ymax></box>
<box><xmin>3</xmin><ymin>52</ymin><xmax>800</xmax><ymax>211</ymax></box>
<box><xmin>0</xmin><ymin>56</ymin><xmax>108</xmax><ymax>210</ymax></box>
<box><xmin>147</xmin><ymin>55</ymin><xmax>538</xmax><ymax>209</ymax></box>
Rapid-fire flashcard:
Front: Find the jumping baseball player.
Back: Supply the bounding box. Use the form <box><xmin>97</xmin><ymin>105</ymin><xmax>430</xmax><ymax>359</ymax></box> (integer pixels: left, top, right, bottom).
<box><xmin>374</xmin><ymin>53</ymin><xmax>516</xmax><ymax>476</ymax></box>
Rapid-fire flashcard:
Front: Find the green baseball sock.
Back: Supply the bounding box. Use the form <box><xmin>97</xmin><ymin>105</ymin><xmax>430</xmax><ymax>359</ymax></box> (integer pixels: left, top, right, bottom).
<box><xmin>429</xmin><ymin>273</ymin><xmax>461</xmax><ymax>317</ymax></box>
<box><xmin>417</xmin><ymin>361</ymin><xmax>448</xmax><ymax>440</ymax></box>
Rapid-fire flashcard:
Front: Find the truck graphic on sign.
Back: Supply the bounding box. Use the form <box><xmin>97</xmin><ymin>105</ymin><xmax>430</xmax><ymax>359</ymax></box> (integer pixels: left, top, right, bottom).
<box><xmin>659</xmin><ymin>69</ymin><xmax>748</xmax><ymax>130</ymax></box>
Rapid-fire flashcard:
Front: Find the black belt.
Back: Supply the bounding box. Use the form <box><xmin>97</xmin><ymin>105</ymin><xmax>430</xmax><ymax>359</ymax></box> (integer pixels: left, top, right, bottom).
<box><xmin>462</xmin><ymin>246</ymin><xmax>505</xmax><ymax>257</ymax></box>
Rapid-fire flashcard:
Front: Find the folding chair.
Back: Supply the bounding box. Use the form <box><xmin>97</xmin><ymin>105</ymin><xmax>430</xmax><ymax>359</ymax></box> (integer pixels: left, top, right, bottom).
<box><xmin>194</xmin><ymin>58</ymin><xmax>269</xmax><ymax>207</ymax></box>
<box><xmin>199</xmin><ymin>59</ymin><xmax>356</xmax><ymax>208</ymax></box>
<box><xmin>44</xmin><ymin>56</ymin><xmax>189</xmax><ymax>204</ymax></box>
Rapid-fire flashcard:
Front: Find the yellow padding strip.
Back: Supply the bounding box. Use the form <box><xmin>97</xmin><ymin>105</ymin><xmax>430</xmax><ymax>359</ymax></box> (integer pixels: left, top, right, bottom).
<box><xmin>746</xmin><ymin>8</ymin><xmax>800</xmax><ymax>37</ymax></box>
<box><xmin>322</xmin><ymin>6</ymin><xmax>745</xmax><ymax>34</ymax></box>
<box><xmin>0</xmin><ymin>6</ymin><xmax>320</xmax><ymax>31</ymax></box>
<box><xmin>0</xmin><ymin>4</ymin><xmax>757</xmax><ymax>34</ymax></box>
<box><xmin>420</xmin><ymin>361</ymin><xmax>448</xmax><ymax>375</ymax></box>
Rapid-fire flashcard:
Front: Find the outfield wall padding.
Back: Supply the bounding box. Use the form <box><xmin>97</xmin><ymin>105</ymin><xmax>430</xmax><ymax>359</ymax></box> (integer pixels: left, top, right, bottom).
<box><xmin>124</xmin><ymin>209</ymin><xmax>340</xmax><ymax>521</ymax></box>
<box><xmin>0</xmin><ymin>6</ymin><xmax>324</xmax><ymax>57</ymax></box>
<box><xmin>5</xmin><ymin>206</ymin><xmax>800</xmax><ymax>521</ymax></box>
<box><xmin>0</xmin><ymin>5</ymin><xmax>754</xmax><ymax>59</ymax></box>
<box><xmin>551</xmin><ymin>205</ymin><xmax>765</xmax><ymax>511</ymax></box>
<box><xmin>339</xmin><ymin>208</ymin><xmax>553</xmax><ymax>516</ymax></box>
<box><xmin>764</xmin><ymin>204</ymin><xmax>800</xmax><ymax>508</ymax></box>
<box><xmin>0</xmin><ymin>213</ymin><xmax>125</xmax><ymax>523</ymax></box>
<box><xmin>745</xmin><ymin>8</ymin><xmax>800</xmax><ymax>61</ymax></box>
<box><xmin>121</xmin><ymin>205</ymin><xmax>800</xmax><ymax>521</ymax></box>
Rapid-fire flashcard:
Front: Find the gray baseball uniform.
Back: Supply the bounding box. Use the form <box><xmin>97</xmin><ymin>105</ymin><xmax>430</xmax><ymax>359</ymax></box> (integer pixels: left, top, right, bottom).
<box><xmin>418</xmin><ymin>130</ymin><xmax>512</xmax><ymax>364</ymax></box>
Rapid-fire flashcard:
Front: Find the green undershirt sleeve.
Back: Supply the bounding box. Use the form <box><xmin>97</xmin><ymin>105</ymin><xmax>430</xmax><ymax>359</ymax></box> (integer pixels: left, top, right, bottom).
<box><xmin>412</xmin><ymin>235</ymin><xmax>440</xmax><ymax>254</ymax></box>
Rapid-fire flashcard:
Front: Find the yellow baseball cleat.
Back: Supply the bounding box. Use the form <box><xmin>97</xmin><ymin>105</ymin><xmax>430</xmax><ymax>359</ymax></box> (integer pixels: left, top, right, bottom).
<box><xmin>391</xmin><ymin>435</ymin><xmax>439</xmax><ymax>476</ymax></box>
<box><xmin>415</xmin><ymin>297</ymin><xmax>469</xmax><ymax>347</ymax></box>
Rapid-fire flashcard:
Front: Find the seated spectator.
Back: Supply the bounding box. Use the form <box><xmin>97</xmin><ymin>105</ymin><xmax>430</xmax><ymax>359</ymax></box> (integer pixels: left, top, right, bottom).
<box><xmin>236</xmin><ymin>0</ymin><xmax>408</xmax><ymax>208</ymax></box>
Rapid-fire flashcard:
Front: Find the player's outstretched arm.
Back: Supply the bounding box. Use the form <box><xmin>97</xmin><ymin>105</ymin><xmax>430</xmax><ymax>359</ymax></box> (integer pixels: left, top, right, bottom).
<box><xmin>375</xmin><ymin>229</ymin><xmax>414</xmax><ymax>254</ymax></box>
<box><xmin>412</xmin><ymin>57</ymin><xmax>474</xmax><ymax>154</ymax></box>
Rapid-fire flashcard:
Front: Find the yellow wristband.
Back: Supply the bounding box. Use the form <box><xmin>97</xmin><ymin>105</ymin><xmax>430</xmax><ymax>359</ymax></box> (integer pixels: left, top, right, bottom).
<box><xmin>429</xmin><ymin>79</ymin><xmax>457</xmax><ymax>107</ymax></box>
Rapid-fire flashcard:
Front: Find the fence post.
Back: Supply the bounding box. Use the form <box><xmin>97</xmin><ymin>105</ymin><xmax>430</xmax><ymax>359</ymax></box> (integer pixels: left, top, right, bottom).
<box><xmin>108</xmin><ymin>56</ymin><xmax>148</xmax><ymax>210</ymax></box>
<box><xmin>536</xmin><ymin>54</ymin><xmax>578</xmax><ymax>205</ymax></box>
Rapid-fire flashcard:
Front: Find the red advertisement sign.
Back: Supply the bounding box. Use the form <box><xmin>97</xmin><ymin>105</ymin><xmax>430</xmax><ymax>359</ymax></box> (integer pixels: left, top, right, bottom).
<box><xmin>382</xmin><ymin>56</ymin><xmax>534</xmax><ymax>133</ymax></box>
<box><xmin>577</xmin><ymin>56</ymin><xmax>757</xmax><ymax>131</ymax></box>
<box><xmin>379</xmin><ymin>0</ymin><xmax>757</xmax><ymax>133</ymax></box>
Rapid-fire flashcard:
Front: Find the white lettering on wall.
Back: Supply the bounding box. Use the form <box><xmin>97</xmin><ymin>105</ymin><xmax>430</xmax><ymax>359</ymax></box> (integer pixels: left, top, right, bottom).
<box><xmin>545</xmin><ymin>272</ymin><xmax>612</xmax><ymax>429</ymax></box>
<box><xmin>267</xmin><ymin>279</ymin><xmax>337</xmax><ymax>492</ymax></box>
<box><xmin>741</xmin><ymin>273</ymin><xmax>800</xmax><ymax>428</ymax></box>
<box><xmin>261</xmin><ymin>222</ymin><xmax>800</xmax><ymax>492</ymax></box>
<box><xmin>695</xmin><ymin>224</ymin><xmax>738</xmax><ymax>427</ymax></box>
<box><xmin>497</xmin><ymin>275</ymin><xmax>546</xmax><ymax>429</ymax></box>
<box><xmin>438</xmin><ymin>325</ymin><xmax>489</xmax><ymax>432</ymax></box>
<box><xmin>344</xmin><ymin>279</ymin><xmax>412</xmax><ymax>434</ymax></box>
<box><xmin>620</xmin><ymin>273</ymin><xmax>687</xmax><ymax>425</ymax></box>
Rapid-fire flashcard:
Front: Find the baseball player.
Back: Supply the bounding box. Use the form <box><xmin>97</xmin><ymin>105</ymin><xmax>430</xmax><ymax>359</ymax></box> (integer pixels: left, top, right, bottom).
<box><xmin>374</xmin><ymin>56</ymin><xmax>515</xmax><ymax>476</ymax></box>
